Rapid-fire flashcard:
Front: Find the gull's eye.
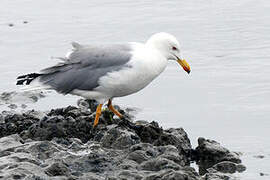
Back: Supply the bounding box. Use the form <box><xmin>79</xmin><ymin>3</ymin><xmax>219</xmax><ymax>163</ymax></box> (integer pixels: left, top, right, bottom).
<box><xmin>172</xmin><ymin>46</ymin><xmax>177</xmax><ymax>51</ymax></box>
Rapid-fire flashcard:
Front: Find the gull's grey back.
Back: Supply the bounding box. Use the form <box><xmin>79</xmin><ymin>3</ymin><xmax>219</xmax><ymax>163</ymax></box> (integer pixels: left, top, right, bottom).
<box><xmin>39</xmin><ymin>43</ymin><xmax>132</xmax><ymax>94</ymax></box>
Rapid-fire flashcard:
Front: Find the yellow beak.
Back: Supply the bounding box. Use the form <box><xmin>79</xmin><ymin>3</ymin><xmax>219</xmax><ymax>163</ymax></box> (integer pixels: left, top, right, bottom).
<box><xmin>177</xmin><ymin>59</ymin><xmax>191</xmax><ymax>74</ymax></box>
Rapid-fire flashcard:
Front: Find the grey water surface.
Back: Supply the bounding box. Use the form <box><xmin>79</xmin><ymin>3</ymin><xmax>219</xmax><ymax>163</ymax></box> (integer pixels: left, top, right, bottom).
<box><xmin>1</xmin><ymin>0</ymin><xmax>270</xmax><ymax>179</ymax></box>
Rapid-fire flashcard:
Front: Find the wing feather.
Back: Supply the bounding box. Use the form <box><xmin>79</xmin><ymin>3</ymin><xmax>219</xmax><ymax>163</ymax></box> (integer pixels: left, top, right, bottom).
<box><xmin>38</xmin><ymin>43</ymin><xmax>132</xmax><ymax>94</ymax></box>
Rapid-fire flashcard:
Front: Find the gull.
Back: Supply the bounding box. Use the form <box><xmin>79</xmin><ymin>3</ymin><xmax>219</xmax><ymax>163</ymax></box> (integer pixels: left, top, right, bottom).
<box><xmin>16</xmin><ymin>32</ymin><xmax>191</xmax><ymax>127</ymax></box>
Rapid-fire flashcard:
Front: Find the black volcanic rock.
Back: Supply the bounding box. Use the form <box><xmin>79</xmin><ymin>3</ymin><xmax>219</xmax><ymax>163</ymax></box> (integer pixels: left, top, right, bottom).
<box><xmin>194</xmin><ymin>137</ymin><xmax>244</xmax><ymax>175</ymax></box>
<box><xmin>0</xmin><ymin>100</ymin><xmax>245</xmax><ymax>179</ymax></box>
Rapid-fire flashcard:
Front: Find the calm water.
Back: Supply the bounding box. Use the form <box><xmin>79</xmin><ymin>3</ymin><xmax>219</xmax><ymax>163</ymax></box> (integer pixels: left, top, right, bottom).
<box><xmin>1</xmin><ymin>0</ymin><xmax>270</xmax><ymax>179</ymax></box>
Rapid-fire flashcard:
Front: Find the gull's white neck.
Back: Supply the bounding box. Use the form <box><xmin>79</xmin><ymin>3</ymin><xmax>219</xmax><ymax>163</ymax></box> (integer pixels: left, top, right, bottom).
<box><xmin>145</xmin><ymin>38</ymin><xmax>170</xmax><ymax>60</ymax></box>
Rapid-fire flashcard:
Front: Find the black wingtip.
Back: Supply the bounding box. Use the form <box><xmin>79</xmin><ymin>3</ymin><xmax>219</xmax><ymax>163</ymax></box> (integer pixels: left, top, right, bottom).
<box><xmin>17</xmin><ymin>74</ymin><xmax>27</xmax><ymax>79</ymax></box>
<box><xmin>16</xmin><ymin>73</ymin><xmax>41</xmax><ymax>85</ymax></box>
<box><xmin>16</xmin><ymin>79</ymin><xmax>25</xmax><ymax>85</ymax></box>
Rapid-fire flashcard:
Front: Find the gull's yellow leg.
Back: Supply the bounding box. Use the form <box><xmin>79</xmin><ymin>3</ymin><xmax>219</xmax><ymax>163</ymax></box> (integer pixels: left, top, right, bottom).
<box><xmin>93</xmin><ymin>104</ymin><xmax>103</xmax><ymax>127</ymax></box>
<box><xmin>108</xmin><ymin>99</ymin><xmax>123</xmax><ymax>118</ymax></box>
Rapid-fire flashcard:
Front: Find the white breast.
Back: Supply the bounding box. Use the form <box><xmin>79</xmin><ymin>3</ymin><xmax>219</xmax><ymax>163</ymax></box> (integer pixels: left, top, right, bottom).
<box><xmin>95</xmin><ymin>43</ymin><xmax>167</xmax><ymax>98</ymax></box>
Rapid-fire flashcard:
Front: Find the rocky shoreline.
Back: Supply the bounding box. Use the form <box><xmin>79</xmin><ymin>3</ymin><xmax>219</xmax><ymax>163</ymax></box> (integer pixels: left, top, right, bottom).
<box><xmin>0</xmin><ymin>100</ymin><xmax>246</xmax><ymax>180</ymax></box>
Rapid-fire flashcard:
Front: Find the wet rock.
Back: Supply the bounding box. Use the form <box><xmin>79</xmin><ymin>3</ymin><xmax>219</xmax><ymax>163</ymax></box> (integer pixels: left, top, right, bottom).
<box><xmin>79</xmin><ymin>173</ymin><xmax>106</xmax><ymax>180</ymax></box>
<box><xmin>144</xmin><ymin>168</ymin><xmax>199</xmax><ymax>180</ymax></box>
<box><xmin>154</xmin><ymin>128</ymin><xmax>192</xmax><ymax>165</ymax></box>
<box><xmin>208</xmin><ymin>161</ymin><xmax>246</xmax><ymax>174</ymax></box>
<box><xmin>260</xmin><ymin>172</ymin><xmax>270</xmax><ymax>176</ymax></box>
<box><xmin>140</xmin><ymin>157</ymin><xmax>181</xmax><ymax>171</ymax></box>
<box><xmin>8</xmin><ymin>104</ymin><xmax>17</xmax><ymax>109</ymax></box>
<box><xmin>158</xmin><ymin>145</ymin><xmax>186</xmax><ymax>166</ymax></box>
<box><xmin>24</xmin><ymin>109</ymin><xmax>45</xmax><ymax>120</ymax></box>
<box><xmin>134</xmin><ymin>121</ymin><xmax>161</xmax><ymax>143</ymax></box>
<box><xmin>117</xmin><ymin>170</ymin><xmax>144</xmax><ymax>180</ymax></box>
<box><xmin>45</xmin><ymin>161</ymin><xmax>71</xmax><ymax>176</ymax></box>
<box><xmin>202</xmin><ymin>172</ymin><xmax>237</xmax><ymax>180</ymax></box>
<box><xmin>0</xmin><ymin>114</ymin><xmax>4</xmax><ymax>123</ymax></box>
<box><xmin>0</xmin><ymin>135</ymin><xmax>49</xmax><ymax>179</ymax></box>
<box><xmin>21</xmin><ymin>107</ymin><xmax>95</xmax><ymax>142</ymax></box>
<box><xmin>21</xmin><ymin>104</ymin><xmax>27</xmax><ymax>109</ymax></box>
<box><xmin>194</xmin><ymin>137</ymin><xmax>242</xmax><ymax>175</ymax></box>
<box><xmin>0</xmin><ymin>110</ymin><xmax>41</xmax><ymax>138</ymax></box>
<box><xmin>101</xmin><ymin>126</ymin><xmax>140</xmax><ymax>149</ymax></box>
<box><xmin>134</xmin><ymin>123</ymin><xmax>192</xmax><ymax>165</ymax></box>
<box><xmin>236</xmin><ymin>163</ymin><xmax>247</xmax><ymax>173</ymax></box>
<box><xmin>254</xmin><ymin>155</ymin><xmax>265</xmax><ymax>159</ymax></box>
<box><xmin>0</xmin><ymin>91</ymin><xmax>46</xmax><ymax>105</ymax></box>
<box><xmin>118</xmin><ymin>159</ymin><xmax>138</xmax><ymax>170</ymax></box>
<box><xmin>0</xmin><ymin>134</ymin><xmax>24</xmax><ymax>152</ymax></box>
<box><xmin>128</xmin><ymin>143</ymin><xmax>187</xmax><ymax>167</ymax></box>
<box><xmin>127</xmin><ymin>150</ymin><xmax>151</xmax><ymax>164</ymax></box>
<box><xmin>26</xmin><ymin>141</ymin><xmax>62</xmax><ymax>160</ymax></box>
<box><xmin>0</xmin><ymin>100</ymin><xmax>245</xmax><ymax>179</ymax></box>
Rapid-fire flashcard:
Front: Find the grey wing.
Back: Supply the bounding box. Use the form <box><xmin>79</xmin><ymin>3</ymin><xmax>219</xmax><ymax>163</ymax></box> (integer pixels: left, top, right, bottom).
<box><xmin>39</xmin><ymin>43</ymin><xmax>132</xmax><ymax>94</ymax></box>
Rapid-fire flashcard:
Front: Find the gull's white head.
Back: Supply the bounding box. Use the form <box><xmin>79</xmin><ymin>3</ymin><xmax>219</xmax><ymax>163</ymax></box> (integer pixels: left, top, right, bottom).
<box><xmin>146</xmin><ymin>32</ymin><xmax>191</xmax><ymax>74</ymax></box>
